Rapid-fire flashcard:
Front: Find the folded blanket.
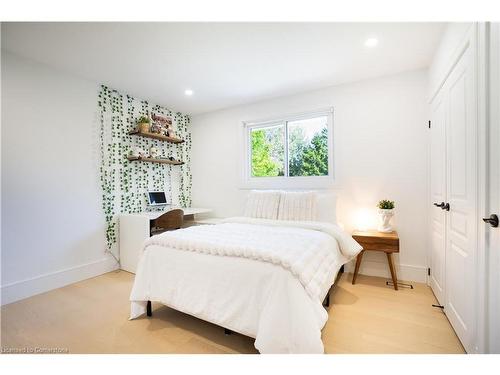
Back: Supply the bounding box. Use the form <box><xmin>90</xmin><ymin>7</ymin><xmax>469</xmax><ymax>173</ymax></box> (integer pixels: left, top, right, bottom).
<box><xmin>143</xmin><ymin>218</ymin><xmax>362</xmax><ymax>300</ymax></box>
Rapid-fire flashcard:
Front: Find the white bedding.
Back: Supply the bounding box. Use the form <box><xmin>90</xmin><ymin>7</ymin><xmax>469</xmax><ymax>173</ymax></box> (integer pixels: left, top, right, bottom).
<box><xmin>129</xmin><ymin>217</ymin><xmax>362</xmax><ymax>353</ymax></box>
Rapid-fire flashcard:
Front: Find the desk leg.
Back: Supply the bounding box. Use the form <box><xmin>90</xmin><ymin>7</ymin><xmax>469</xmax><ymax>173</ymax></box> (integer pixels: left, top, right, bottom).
<box><xmin>386</xmin><ymin>253</ymin><xmax>398</xmax><ymax>290</ymax></box>
<box><xmin>352</xmin><ymin>250</ymin><xmax>364</xmax><ymax>285</ymax></box>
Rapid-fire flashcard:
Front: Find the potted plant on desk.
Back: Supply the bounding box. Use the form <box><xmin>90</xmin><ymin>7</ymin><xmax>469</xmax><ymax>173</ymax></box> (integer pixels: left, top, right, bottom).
<box><xmin>377</xmin><ymin>199</ymin><xmax>395</xmax><ymax>233</ymax></box>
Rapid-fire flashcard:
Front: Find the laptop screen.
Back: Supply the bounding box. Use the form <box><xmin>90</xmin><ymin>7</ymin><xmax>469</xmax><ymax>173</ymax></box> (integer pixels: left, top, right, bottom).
<box><xmin>147</xmin><ymin>191</ymin><xmax>168</xmax><ymax>206</ymax></box>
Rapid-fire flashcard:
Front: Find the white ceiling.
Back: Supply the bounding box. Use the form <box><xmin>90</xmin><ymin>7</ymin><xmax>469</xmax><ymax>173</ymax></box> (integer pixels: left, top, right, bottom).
<box><xmin>1</xmin><ymin>22</ymin><xmax>445</xmax><ymax>115</ymax></box>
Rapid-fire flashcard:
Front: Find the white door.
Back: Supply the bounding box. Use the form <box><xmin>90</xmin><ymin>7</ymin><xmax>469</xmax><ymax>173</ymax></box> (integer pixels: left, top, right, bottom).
<box><xmin>444</xmin><ymin>42</ymin><xmax>477</xmax><ymax>353</ymax></box>
<box><xmin>488</xmin><ymin>22</ymin><xmax>500</xmax><ymax>353</ymax></box>
<box><xmin>430</xmin><ymin>91</ymin><xmax>447</xmax><ymax>305</ymax></box>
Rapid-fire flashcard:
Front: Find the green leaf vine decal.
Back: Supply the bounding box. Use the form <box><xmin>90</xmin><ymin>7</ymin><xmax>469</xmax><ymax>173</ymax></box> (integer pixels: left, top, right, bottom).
<box><xmin>98</xmin><ymin>85</ymin><xmax>192</xmax><ymax>255</ymax></box>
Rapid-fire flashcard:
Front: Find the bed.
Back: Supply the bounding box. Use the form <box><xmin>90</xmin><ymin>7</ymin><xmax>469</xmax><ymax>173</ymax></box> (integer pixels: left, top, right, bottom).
<box><xmin>129</xmin><ymin>191</ymin><xmax>362</xmax><ymax>353</ymax></box>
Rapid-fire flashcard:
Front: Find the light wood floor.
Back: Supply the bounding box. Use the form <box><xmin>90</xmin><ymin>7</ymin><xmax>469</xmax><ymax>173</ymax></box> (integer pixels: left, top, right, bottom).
<box><xmin>0</xmin><ymin>270</ymin><xmax>465</xmax><ymax>354</ymax></box>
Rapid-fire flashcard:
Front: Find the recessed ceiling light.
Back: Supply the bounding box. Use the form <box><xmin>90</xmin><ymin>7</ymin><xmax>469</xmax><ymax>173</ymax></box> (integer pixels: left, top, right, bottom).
<box><xmin>364</xmin><ymin>38</ymin><xmax>378</xmax><ymax>48</ymax></box>
<box><xmin>184</xmin><ymin>89</ymin><xmax>193</xmax><ymax>96</ymax></box>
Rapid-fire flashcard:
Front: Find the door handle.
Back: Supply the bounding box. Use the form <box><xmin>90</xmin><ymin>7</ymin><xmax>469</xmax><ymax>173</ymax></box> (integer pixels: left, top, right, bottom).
<box><xmin>483</xmin><ymin>214</ymin><xmax>499</xmax><ymax>228</ymax></box>
<box><xmin>433</xmin><ymin>202</ymin><xmax>450</xmax><ymax>211</ymax></box>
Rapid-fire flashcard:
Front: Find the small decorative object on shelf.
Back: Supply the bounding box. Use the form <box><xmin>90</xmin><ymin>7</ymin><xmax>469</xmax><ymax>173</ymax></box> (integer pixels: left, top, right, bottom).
<box><xmin>150</xmin><ymin>122</ymin><xmax>162</xmax><ymax>134</ymax></box>
<box><xmin>168</xmin><ymin>128</ymin><xmax>176</xmax><ymax>138</ymax></box>
<box><xmin>149</xmin><ymin>146</ymin><xmax>159</xmax><ymax>158</ymax></box>
<box><xmin>377</xmin><ymin>199</ymin><xmax>395</xmax><ymax>233</ymax></box>
<box><xmin>129</xmin><ymin>146</ymin><xmax>146</xmax><ymax>158</ymax></box>
<box><xmin>152</xmin><ymin>113</ymin><xmax>173</xmax><ymax>138</ymax></box>
<box><xmin>137</xmin><ymin>116</ymin><xmax>151</xmax><ymax>133</ymax></box>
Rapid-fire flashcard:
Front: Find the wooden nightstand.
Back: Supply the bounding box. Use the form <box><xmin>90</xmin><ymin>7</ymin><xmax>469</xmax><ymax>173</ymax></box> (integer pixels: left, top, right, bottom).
<box><xmin>351</xmin><ymin>230</ymin><xmax>400</xmax><ymax>290</ymax></box>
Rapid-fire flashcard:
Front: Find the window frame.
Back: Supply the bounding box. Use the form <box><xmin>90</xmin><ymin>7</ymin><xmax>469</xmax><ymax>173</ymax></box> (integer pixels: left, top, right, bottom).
<box><xmin>241</xmin><ymin>107</ymin><xmax>335</xmax><ymax>189</ymax></box>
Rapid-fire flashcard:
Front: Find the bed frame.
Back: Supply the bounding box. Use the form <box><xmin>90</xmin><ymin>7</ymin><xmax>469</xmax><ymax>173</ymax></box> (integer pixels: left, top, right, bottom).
<box><xmin>145</xmin><ymin>264</ymin><xmax>345</xmax><ymax>335</ymax></box>
<box><xmin>322</xmin><ymin>264</ymin><xmax>344</xmax><ymax>308</ymax></box>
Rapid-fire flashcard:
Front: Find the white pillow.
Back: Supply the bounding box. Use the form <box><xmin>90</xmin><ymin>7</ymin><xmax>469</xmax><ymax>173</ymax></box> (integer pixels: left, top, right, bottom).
<box><xmin>277</xmin><ymin>191</ymin><xmax>317</xmax><ymax>221</ymax></box>
<box><xmin>316</xmin><ymin>192</ymin><xmax>337</xmax><ymax>224</ymax></box>
<box><xmin>244</xmin><ymin>190</ymin><xmax>281</xmax><ymax>219</ymax></box>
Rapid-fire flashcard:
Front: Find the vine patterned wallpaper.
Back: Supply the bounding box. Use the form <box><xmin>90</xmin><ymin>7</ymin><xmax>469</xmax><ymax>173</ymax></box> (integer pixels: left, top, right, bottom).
<box><xmin>98</xmin><ymin>85</ymin><xmax>192</xmax><ymax>255</ymax></box>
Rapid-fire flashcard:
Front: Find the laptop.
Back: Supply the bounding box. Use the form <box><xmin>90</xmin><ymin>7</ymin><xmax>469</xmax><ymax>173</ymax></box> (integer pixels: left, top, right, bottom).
<box><xmin>147</xmin><ymin>191</ymin><xmax>168</xmax><ymax>206</ymax></box>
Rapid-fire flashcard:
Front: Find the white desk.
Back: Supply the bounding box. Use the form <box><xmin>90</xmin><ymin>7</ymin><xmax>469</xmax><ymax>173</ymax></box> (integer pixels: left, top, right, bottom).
<box><xmin>119</xmin><ymin>207</ymin><xmax>212</xmax><ymax>273</ymax></box>
<box><xmin>125</xmin><ymin>206</ymin><xmax>212</xmax><ymax>220</ymax></box>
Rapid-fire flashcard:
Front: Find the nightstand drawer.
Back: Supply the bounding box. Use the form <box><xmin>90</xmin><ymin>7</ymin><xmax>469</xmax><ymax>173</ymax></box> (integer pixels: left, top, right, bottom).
<box><xmin>352</xmin><ymin>231</ymin><xmax>399</xmax><ymax>253</ymax></box>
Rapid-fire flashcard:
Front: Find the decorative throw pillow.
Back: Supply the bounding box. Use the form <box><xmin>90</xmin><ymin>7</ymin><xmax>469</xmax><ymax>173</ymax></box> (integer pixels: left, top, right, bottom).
<box><xmin>244</xmin><ymin>190</ymin><xmax>281</xmax><ymax>220</ymax></box>
<box><xmin>278</xmin><ymin>191</ymin><xmax>317</xmax><ymax>221</ymax></box>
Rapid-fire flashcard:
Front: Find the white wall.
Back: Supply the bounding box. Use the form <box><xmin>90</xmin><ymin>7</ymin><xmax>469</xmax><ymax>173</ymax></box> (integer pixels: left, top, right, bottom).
<box><xmin>191</xmin><ymin>69</ymin><xmax>430</xmax><ymax>282</ymax></box>
<box><xmin>1</xmin><ymin>52</ymin><xmax>117</xmax><ymax>304</ymax></box>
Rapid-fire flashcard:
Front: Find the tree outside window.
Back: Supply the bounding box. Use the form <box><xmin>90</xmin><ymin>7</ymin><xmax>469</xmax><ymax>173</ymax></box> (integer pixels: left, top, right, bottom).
<box><xmin>250</xmin><ymin>115</ymin><xmax>329</xmax><ymax>178</ymax></box>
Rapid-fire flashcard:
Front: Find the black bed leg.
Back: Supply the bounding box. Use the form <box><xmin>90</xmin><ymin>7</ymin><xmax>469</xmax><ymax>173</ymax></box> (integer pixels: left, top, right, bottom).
<box><xmin>147</xmin><ymin>300</ymin><xmax>152</xmax><ymax>317</ymax></box>
<box><xmin>323</xmin><ymin>292</ymin><xmax>330</xmax><ymax>307</ymax></box>
<box><xmin>340</xmin><ymin>265</ymin><xmax>345</xmax><ymax>273</ymax></box>
<box><xmin>224</xmin><ymin>328</ymin><xmax>232</xmax><ymax>335</ymax></box>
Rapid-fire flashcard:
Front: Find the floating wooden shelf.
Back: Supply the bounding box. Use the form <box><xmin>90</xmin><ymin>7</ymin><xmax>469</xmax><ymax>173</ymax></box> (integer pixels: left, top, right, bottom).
<box><xmin>128</xmin><ymin>130</ymin><xmax>184</xmax><ymax>144</ymax></box>
<box><xmin>126</xmin><ymin>156</ymin><xmax>184</xmax><ymax>165</ymax></box>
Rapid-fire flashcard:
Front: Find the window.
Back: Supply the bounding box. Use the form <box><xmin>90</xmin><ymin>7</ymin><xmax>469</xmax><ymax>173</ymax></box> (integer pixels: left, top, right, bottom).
<box><xmin>243</xmin><ymin>109</ymin><xmax>334</xmax><ymax>188</ymax></box>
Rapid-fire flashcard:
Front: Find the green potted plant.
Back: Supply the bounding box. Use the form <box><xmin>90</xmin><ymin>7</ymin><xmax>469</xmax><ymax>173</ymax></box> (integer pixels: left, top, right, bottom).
<box><xmin>137</xmin><ymin>116</ymin><xmax>151</xmax><ymax>133</ymax></box>
<box><xmin>377</xmin><ymin>199</ymin><xmax>395</xmax><ymax>232</ymax></box>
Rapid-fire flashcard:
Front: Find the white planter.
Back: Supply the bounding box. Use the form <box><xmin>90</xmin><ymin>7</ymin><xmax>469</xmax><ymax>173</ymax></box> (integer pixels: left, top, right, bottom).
<box><xmin>378</xmin><ymin>209</ymin><xmax>394</xmax><ymax>233</ymax></box>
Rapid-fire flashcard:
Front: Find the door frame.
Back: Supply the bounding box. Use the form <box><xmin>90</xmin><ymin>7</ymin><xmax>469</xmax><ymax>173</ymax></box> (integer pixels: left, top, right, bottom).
<box><xmin>475</xmin><ymin>22</ymin><xmax>489</xmax><ymax>355</ymax></box>
<box><xmin>486</xmin><ymin>22</ymin><xmax>500</xmax><ymax>354</ymax></box>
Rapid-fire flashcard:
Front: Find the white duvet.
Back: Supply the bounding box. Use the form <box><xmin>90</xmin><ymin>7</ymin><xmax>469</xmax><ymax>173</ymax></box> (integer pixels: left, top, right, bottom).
<box><xmin>129</xmin><ymin>217</ymin><xmax>362</xmax><ymax>354</ymax></box>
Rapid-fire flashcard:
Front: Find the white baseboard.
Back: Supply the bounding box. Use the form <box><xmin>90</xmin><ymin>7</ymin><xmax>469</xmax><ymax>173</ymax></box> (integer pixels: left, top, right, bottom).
<box><xmin>0</xmin><ymin>256</ymin><xmax>119</xmax><ymax>306</ymax></box>
<box><xmin>344</xmin><ymin>259</ymin><xmax>428</xmax><ymax>283</ymax></box>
